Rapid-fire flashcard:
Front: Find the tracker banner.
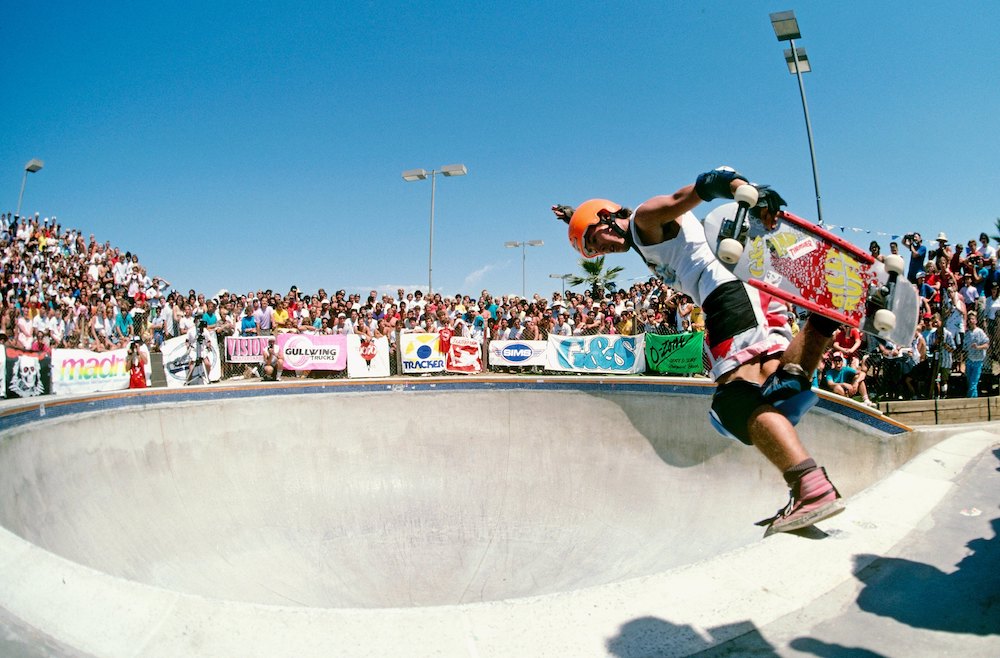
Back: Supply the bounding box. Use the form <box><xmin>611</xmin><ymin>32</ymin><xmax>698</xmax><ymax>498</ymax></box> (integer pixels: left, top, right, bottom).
<box><xmin>161</xmin><ymin>332</ymin><xmax>222</xmax><ymax>387</ymax></box>
<box><xmin>346</xmin><ymin>335</ymin><xmax>391</xmax><ymax>378</ymax></box>
<box><xmin>445</xmin><ymin>336</ymin><xmax>482</xmax><ymax>374</ymax></box>
<box><xmin>225</xmin><ymin>336</ymin><xmax>273</xmax><ymax>363</ymax></box>
<box><xmin>645</xmin><ymin>331</ymin><xmax>705</xmax><ymax>374</ymax></box>
<box><xmin>487</xmin><ymin>340</ymin><xmax>547</xmax><ymax>367</ymax></box>
<box><xmin>399</xmin><ymin>333</ymin><xmax>445</xmax><ymax>374</ymax></box>
<box><xmin>4</xmin><ymin>347</ymin><xmax>52</xmax><ymax>398</ymax></box>
<box><xmin>545</xmin><ymin>334</ymin><xmax>646</xmax><ymax>374</ymax></box>
<box><xmin>51</xmin><ymin>347</ymin><xmax>150</xmax><ymax>395</ymax></box>
<box><xmin>276</xmin><ymin>333</ymin><xmax>347</xmax><ymax>371</ymax></box>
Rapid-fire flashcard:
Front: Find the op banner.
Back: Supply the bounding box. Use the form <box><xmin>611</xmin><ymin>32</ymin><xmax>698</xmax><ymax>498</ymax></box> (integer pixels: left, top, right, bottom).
<box><xmin>545</xmin><ymin>334</ymin><xmax>646</xmax><ymax>374</ymax></box>
<box><xmin>487</xmin><ymin>340</ymin><xmax>547</xmax><ymax>367</ymax></box>
<box><xmin>399</xmin><ymin>333</ymin><xmax>445</xmax><ymax>374</ymax></box>
<box><xmin>346</xmin><ymin>335</ymin><xmax>391</xmax><ymax>378</ymax></box>
<box><xmin>276</xmin><ymin>333</ymin><xmax>347</xmax><ymax>371</ymax></box>
<box><xmin>645</xmin><ymin>331</ymin><xmax>705</xmax><ymax>374</ymax></box>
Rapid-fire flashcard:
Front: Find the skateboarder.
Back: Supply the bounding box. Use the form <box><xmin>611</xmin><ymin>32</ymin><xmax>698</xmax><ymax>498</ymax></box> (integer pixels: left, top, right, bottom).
<box><xmin>552</xmin><ymin>167</ymin><xmax>844</xmax><ymax>534</ymax></box>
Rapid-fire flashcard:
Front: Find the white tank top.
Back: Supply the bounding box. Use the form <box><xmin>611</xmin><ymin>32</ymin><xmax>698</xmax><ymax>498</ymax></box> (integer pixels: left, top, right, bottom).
<box><xmin>631</xmin><ymin>208</ymin><xmax>738</xmax><ymax>306</ymax></box>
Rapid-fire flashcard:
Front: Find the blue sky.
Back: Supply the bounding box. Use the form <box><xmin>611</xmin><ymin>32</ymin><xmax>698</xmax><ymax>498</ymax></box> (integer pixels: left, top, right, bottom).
<box><xmin>4</xmin><ymin>2</ymin><xmax>998</xmax><ymax>299</ymax></box>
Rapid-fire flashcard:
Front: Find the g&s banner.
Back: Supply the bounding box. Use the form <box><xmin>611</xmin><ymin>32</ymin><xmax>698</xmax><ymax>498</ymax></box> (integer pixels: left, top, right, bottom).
<box><xmin>51</xmin><ymin>347</ymin><xmax>148</xmax><ymax>395</ymax></box>
<box><xmin>645</xmin><ymin>331</ymin><xmax>705</xmax><ymax>374</ymax></box>
<box><xmin>276</xmin><ymin>334</ymin><xmax>347</xmax><ymax>371</ymax></box>
<box><xmin>400</xmin><ymin>333</ymin><xmax>445</xmax><ymax>374</ymax></box>
<box><xmin>545</xmin><ymin>334</ymin><xmax>646</xmax><ymax>374</ymax></box>
<box><xmin>346</xmin><ymin>335</ymin><xmax>391</xmax><ymax>378</ymax></box>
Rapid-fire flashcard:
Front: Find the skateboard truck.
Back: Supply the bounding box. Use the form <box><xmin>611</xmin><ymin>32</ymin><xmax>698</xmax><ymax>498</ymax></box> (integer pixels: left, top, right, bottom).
<box><xmin>865</xmin><ymin>254</ymin><xmax>906</xmax><ymax>334</ymax></box>
<box><xmin>717</xmin><ymin>184</ymin><xmax>759</xmax><ymax>265</ymax></box>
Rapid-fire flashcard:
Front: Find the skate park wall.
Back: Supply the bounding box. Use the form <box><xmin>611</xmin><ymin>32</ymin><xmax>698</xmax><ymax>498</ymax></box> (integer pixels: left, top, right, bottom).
<box><xmin>0</xmin><ymin>377</ymin><xmax>927</xmax><ymax>655</ymax></box>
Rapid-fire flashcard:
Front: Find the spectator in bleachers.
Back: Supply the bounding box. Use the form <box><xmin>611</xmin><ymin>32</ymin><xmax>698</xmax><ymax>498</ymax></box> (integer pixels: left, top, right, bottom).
<box><xmin>963</xmin><ymin>312</ymin><xmax>989</xmax><ymax>398</ymax></box>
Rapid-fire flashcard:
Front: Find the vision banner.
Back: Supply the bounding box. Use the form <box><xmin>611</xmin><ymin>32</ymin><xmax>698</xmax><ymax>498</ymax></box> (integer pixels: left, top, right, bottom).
<box><xmin>224</xmin><ymin>336</ymin><xmax>273</xmax><ymax>363</ymax></box>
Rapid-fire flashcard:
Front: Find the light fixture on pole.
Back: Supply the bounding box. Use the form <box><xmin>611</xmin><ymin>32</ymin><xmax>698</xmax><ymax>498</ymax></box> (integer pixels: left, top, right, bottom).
<box><xmin>402</xmin><ymin>164</ymin><xmax>467</xmax><ymax>294</ymax></box>
<box><xmin>505</xmin><ymin>240</ymin><xmax>544</xmax><ymax>297</ymax></box>
<box><xmin>15</xmin><ymin>158</ymin><xmax>44</xmax><ymax>219</ymax></box>
<box><xmin>549</xmin><ymin>273</ymin><xmax>571</xmax><ymax>296</ymax></box>
<box><xmin>770</xmin><ymin>10</ymin><xmax>823</xmax><ymax>224</ymax></box>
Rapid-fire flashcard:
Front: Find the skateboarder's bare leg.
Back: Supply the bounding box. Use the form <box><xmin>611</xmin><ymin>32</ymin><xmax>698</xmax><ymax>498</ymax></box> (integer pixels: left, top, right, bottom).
<box><xmin>747</xmin><ymin>405</ymin><xmax>810</xmax><ymax>472</ymax></box>
<box><xmin>780</xmin><ymin>319</ymin><xmax>834</xmax><ymax>376</ymax></box>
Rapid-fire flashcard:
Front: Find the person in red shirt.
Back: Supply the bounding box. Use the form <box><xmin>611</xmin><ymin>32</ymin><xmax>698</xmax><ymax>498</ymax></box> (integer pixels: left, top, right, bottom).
<box><xmin>127</xmin><ymin>337</ymin><xmax>148</xmax><ymax>388</ymax></box>
<box><xmin>831</xmin><ymin>324</ymin><xmax>863</xmax><ymax>366</ymax></box>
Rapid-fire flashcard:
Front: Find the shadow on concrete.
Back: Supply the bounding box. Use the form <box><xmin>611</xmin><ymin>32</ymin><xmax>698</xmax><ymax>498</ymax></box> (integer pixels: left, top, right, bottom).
<box><xmin>787</xmin><ymin>637</ymin><xmax>888</xmax><ymax>657</ymax></box>
<box><xmin>850</xmin><ymin>449</ymin><xmax>1000</xmax><ymax>636</ymax></box>
<box><xmin>852</xmin><ymin>514</ymin><xmax>1000</xmax><ymax>635</ymax></box>
<box><xmin>605</xmin><ymin>616</ymin><xmax>778</xmax><ymax>657</ymax></box>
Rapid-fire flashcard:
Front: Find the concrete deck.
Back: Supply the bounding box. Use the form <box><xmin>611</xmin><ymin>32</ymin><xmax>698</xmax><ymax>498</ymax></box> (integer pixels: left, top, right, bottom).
<box><xmin>0</xmin><ymin>377</ymin><xmax>996</xmax><ymax>656</ymax></box>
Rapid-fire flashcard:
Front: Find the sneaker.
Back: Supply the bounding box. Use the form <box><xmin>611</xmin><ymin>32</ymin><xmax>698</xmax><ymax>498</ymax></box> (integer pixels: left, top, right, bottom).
<box><xmin>757</xmin><ymin>467</ymin><xmax>845</xmax><ymax>535</ymax></box>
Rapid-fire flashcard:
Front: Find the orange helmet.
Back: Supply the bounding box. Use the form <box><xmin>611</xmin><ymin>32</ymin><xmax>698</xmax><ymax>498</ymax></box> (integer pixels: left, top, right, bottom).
<box><xmin>568</xmin><ymin>199</ymin><xmax>623</xmax><ymax>258</ymax></box>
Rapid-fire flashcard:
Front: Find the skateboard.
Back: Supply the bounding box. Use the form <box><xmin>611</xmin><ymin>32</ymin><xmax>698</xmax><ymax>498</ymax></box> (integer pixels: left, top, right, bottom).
<box><xmin>702</xmin><ymin>185</ymin><xmax>919</xmax><ymax>346</ymax></box>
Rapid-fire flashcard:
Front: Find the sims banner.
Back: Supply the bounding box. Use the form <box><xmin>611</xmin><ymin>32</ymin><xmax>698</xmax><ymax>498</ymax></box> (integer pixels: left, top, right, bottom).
<box><xmin>276</xmin><ymin>333</ymin><xmax>347</xmax><ymax>371</ymax></box>
<box><xmin>545</xmin><ymin>334</ymin><xmax>646</xmax><ymax>374</ymax></box>
<box><xmin>488</xmin><ymin>340</ymin><xmax>547</xmax><ymax>367</ymax></box>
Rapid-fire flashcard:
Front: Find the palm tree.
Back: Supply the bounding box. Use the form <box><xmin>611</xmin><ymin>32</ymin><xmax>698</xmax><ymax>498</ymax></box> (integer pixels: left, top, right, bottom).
<box><xmin>567</xmin><ymin>256</ymin><xmax>624</xmax><ymax>298</ymax></box>
<box><xmin>992</xmin><ymin>217</ymin><xmax>1000</xmax><ymax>245</ymax></box>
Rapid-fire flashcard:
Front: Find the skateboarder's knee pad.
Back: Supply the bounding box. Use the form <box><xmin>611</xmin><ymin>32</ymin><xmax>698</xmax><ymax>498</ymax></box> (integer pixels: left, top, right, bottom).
<box><xmin>710</xmin><ymin>380</ymin><xmax>763</xmax><ymax>446</ymax></box>
<box><xmin>807</xmin><ymin>313</ymin><xmax>841</xmax><ymax>337</ymax></box>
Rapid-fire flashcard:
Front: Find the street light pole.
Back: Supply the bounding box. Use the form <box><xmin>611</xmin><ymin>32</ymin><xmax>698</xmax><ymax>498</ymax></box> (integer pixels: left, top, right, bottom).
<box><xmin>549</xmin><ymin>273</ymin><xmax>571</xmax><ymax>296</ymax></box>
<box><xmin>770</xmin><ymin>10</ymin><xmax>823</xmax><ymax>224</ymax></box>
<box><xmin>505</xmin><ymin>240</ymin><xmax>544</xmax><ymax>297</ymax></box>
<box><xmin>402</xmin><ymin>164</ymin><xmax>467</xmax><ymax>294</ymax></box>
<box><xmin>15</xmin><ymin>158</ymin><xmax>44</xmax><ymax>218</ymax></box>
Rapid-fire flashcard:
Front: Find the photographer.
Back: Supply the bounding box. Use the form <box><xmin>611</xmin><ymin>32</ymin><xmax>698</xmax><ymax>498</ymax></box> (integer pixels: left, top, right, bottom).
<box><xmin>903</xmin><ymin>232</ymin><xmax>927</xmax><ymax>283</ymax></box>
<box><xmin>185</xmin><ymin>318</ymin><xmax>211</xmax><ymax>385</ymax></box>
<box><xmin>127</xmin><ymin>336</ymin><xmax>149</xmax><ymax>389</ymax></box>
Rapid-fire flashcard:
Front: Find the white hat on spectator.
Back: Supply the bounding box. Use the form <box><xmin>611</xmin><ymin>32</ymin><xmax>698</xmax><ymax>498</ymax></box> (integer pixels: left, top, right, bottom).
<box><xmin>936</xmin><ymin>232</ymin><xmax>948</xmax><ymax>242</ymax></box>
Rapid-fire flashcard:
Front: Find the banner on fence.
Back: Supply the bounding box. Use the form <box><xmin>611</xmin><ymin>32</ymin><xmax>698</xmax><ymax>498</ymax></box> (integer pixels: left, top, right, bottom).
<box><xmin>645</xmin><ymin>331</ymin><xmax>705</xmax><ymax>374</ymax></box>
<box><xmin>4</xmin><ymin>347</ymin><xmax>52</xmax><ymax>398</ymax></box>
<box><xmin>400</xmin><ymin>333</ymin><xmax>445</xmax><ymax>374</ymax></box>
<box><xmin>275</xmin><ymin>333</ymin><xmax>347</xmax><ymax>371</ymax></box>
<box><xmin>161</xmin><ymin>331</ymin><xmax>222</xmax><ymax>387</ymax></box>
<box><xmin>50</xmin><ymin>347</ymin><xmax>151</xmax><ymax>395</ymax></box>
<box><xmin>445</xmin><ymin>336</ymin><xmax>483</xmax><ymax>374</ymax></box>
<box><xmin>225</xmin><ymin>336</ymin><xmax>273</xmax><ymax>363</ymax></box>
<box><xmin>545</xmin><ymin>334</ymin><xmax>646</xmax><ymax>374</ymax></box>
<box><xmin>346</xmin><ymin>335</ymin><xmax>391</xmax><ymax>378</ymax></box>
<box><xmin>488</xmin><ymin>340</ymin><xmax>547</xmax><ymax>367</ymax></box>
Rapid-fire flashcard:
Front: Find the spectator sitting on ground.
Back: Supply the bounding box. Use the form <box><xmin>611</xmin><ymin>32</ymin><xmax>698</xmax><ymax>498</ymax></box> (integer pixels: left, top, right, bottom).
<box><xmin>823</xmin><ymin>352</ymin><xmax>875</xmax><ymax>407</ymax></box>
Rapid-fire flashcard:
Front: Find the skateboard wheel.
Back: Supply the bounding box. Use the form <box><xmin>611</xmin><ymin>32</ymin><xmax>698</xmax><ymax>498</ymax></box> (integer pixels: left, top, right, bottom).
<box><xmin>718</xmin><ymin>238</ymin><xmax>744</xmax><ymax>265</ymax></box>
<box><xmin>734</xmin><ymin>184</ymin><xmax>759</xmax><ymax>207</ymax></box>
<box><xmin>883</xmin><ymin>254</ymin><xmax>904</xmax><ymax>275</ymax></box>
<box><xmin>873</xmin><ymin>309</ymin><xmax>896</xmax><ymax>333</ymax></box>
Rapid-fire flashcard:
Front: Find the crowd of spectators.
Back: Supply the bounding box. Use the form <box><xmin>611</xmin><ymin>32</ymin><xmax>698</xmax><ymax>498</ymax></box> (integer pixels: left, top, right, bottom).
<box><xmin>3</xmin><ymin>208</ymin><xmax>998</xmax><ymax>401</ymax></box>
